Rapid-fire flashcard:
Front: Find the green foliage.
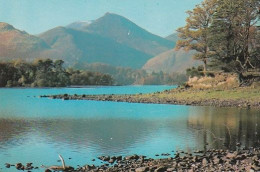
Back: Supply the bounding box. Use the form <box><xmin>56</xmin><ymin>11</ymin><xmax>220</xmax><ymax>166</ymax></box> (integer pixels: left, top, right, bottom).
<box><xmin>69</xmin><ymin>69</ymin><xmax>113</xmax><ymax>86</ymax></box>
<box><xmin>178</xmin><ymin>0</ymin><xmax>260</xmax><ymax>78</ymax></box>
<box><xmin>209</xmin><ymin>0</ymin><xmax>260</xmax><ymax>73</ymax></box>
<box><xmin>186</xmin><ymin>66</ymin><xmax>205</xmax><ymax>78</ymax></box>
<box><xmin>75</xmin><ymin>63</ymin><xmax>187</xmax><ymax>85</ymax></box>
<box><xmin>0</xmin><ymin>59</ymin><xmax>114</xmax><ymax>87</ymax></box>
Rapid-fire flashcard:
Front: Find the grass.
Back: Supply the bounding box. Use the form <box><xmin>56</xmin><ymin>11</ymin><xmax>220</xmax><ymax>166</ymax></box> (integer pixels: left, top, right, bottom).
<box><xmin>135</xmin><ymin>86</ymin><xmax>260</xmax><ymax>104</ymax></box>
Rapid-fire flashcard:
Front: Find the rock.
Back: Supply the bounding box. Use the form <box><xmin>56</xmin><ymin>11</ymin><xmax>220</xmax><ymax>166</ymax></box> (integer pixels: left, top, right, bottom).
<box><xmin>135</xmin><ymin>167</ymin><xmax>149</xmax><ymax>172</ymax></box>
<box><xmin>117</xmin><ymin>155</ymin><xmax>123</xmax><ymax>160</ymax></box>
<box><xmin>213</xmin><ymin>158</ymin><xmax>221</xmax><ymax>164</ymax></box>
<box><xmin>15</xmin><ymin>163</ymin><xmax>22</xmax><ymax>169</ymax></box>
<box><xmin>167</xmin><ymin>167</ymin><xmax>176</xmax><ymax>172</ymax></box>
<box><xmin>175</xmin><ymin>153</ymin><xmax>180</xmax><ymax>158</ymax></box>
<box><xmin>98</xmin><ymin>156</ymin><xmax>110</xmax><ymax>161</ymax></box>
<box><xmin>8</xmin><ymin>148</ymin><xmax>260</xmax><ymax>171</ymax></box>
<box><xmin>26</xmin><ymin>162</ymin><xmax>33</xmax><ymax>167</ymax></box>
<box><xmin>202</xmin><ymin>158</ymin><xmax>208</xmax><ymax>166</ymax></box>
<box><xmin>155</xmin><ymin>166</ymin><xmax>167</xmax><ymax>172</ymax></box>
<box><xmin>161</xmin><ymin>153</ymin><xmax>171</xmax><ymax>156</ymax></box>
<box><xmin>82</xmin><ymin>165</ymin><xmax>92</xmax><ymax>170</ymax></box>
<box><xmin>194</xmin><ymin>150</ymin><xmax>203</xmax><ymax>153</ymax></box>
<box><xmin>5</xmin><ymin>163</ymin><xmax>11</xmax><ymax>168</ymax></box>
<box><xmin>109</xmin><ymin>159</ymin><xmax>115</xmax><ymax>164</ymax></box>
<box><xmin>125</xmin><ymin>154</ymin><xmax>139</xmax><ymax>160</ymax></box>
<box><xmin>226</xmin><ymin>152</ymin><xmax>237</xmax><ymax>159</ymax></box>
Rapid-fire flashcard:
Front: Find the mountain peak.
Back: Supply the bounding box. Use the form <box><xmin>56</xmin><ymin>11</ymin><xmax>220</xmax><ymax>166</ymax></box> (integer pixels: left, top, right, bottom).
<box><xmin>67</xmin><ymin>21</ymin><xmax>92</xmax><ymax>30</ymax></box>
<box><xmin>81</xmin><ymin>13</ymin><xmax>174</xmax><ymax>56</ymax></box>
<box><xmin>0</xmin><ymin>22</ymin><xmax>15</xmax><ymax>31</ymax></box>
<box><xmin>96</xmin><ymin>12</ymin><xmax>134</xmax><ymax>25</ymax></box>
<box><xmin>104</xmin><ymin>12</ymin><xmax>121</xmax><ymax>17</ymax></box>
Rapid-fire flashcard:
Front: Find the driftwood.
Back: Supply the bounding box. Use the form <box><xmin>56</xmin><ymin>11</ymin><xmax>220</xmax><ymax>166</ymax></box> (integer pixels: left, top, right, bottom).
<box><xmin>41</xmin><ymin>154</ymin><xmax>74</xmax><ymax>171</ymax></box>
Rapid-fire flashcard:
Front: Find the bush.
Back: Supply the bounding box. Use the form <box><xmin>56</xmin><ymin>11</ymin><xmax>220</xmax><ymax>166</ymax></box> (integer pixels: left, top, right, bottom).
<box><xmin>186</xmin><ymin>66</ymin><xmax>205</xmax><ymax>78</ymax></box>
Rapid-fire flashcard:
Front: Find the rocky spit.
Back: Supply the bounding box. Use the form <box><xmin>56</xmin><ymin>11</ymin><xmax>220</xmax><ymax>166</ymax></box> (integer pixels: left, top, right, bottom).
<box><xmin>40</xmin><ymin>90</ymin><xmax>260</xmax><ymax>109</ymax></box>
<box><xmin>3</xmin><ymin>148</ymin><xmax>260</xmax><ymax>172</ymax></box>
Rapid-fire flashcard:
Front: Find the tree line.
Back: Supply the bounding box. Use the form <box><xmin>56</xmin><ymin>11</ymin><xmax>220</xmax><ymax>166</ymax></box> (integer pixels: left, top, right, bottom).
<box><xmin>74</xmin><ymin>62</ymin><xmax>187</xmax><ymax>85</ymax></box>
<box><xmin>177</xmin><ymin>0</ymin><xmax>259</xmax><ymax>78</ymax></box>
<box><xmin>0</xmin><ymin>59</ymin><xmax>187</xmax><ymax>87</ymax></box>
<box><xmin>0</xmin><ymin>59</ymin><xmax>113</xmax><ymax>87</ymax></box>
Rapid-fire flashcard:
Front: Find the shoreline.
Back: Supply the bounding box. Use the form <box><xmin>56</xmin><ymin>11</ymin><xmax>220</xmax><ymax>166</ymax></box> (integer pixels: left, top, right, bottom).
<box><xmin>4</xmin><ymin>148</ymin><xmax>260</xmax><ymax>171</ymax></box>
<box><xmin>40</xmin><ymin>87</ymin><xmax>260</xmax><ymax>109</ymax></box>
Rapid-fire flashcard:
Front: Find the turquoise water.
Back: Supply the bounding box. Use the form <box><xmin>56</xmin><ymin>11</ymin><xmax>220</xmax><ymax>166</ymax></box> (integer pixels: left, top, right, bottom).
<box><xmin>0</xmin><ymin>86</ymin><xmax>259</xmax><ymax>171</ymax></box>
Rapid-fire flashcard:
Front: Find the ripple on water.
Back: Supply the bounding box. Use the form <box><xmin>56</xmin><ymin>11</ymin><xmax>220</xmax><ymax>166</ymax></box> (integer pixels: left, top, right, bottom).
<box><xmin>0</xmin><ymin>87</ymin><xmax>259</xmax><ymax>169</ymax></box>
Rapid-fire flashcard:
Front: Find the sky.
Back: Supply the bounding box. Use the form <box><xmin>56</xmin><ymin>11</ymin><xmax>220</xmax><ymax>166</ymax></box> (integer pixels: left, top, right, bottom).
<box><xmin>0</xmin><ymin>0</ymin><xmax>202</xmax><ymax>37</ymax></box>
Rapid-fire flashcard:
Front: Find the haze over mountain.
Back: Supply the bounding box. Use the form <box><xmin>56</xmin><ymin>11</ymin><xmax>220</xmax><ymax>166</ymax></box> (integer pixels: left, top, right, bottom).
<box><xmin>165</xmin><ymin>33</ymin><xmax>179</xmax><ymax>43</ymax></box>
<box><xmin>143</xmin><ymin>49</ymin><xmax>201</xmax><ymax>73</ymax></box>
<box><xmin>79</xmin><ymin>13</ymin><xmax>175</xmax><ymax>56</ymax></box>
<box><xmin>0</xmin><ymin>22</ymin><xmax>50</xmax><ymax>61</ymax></box>
<box><xmin>142</xmin><ymin>32</ymin><xmax>200</xmax><ymax>74</ymax></box>
<box><xmin>39</xmin><ymin>26</ymin><xmax>151</xmax><ymax>68</ymax></box>
<box><xmin>0</xmin><ymin>13</ymin><xmax>199</xmax><ymax>72</ymax></box>
<box><xmin>66</xmin><ymin>21</ymin><xmax>92</xmax><ymax>31</ymax></box>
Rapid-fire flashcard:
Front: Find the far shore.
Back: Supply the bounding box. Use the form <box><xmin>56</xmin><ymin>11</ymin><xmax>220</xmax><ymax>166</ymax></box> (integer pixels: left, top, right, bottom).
<box><xmin>40</xmin><ymin>86</ymin><xmax>260</xmax><ymax>109</ymax></box>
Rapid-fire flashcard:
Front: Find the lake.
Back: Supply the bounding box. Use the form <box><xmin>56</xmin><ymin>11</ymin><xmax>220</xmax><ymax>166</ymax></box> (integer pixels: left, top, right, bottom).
<box><xmin>0</xmin><ymin>85</ymin><xmax>259</xmax><ymax>171</ymax></box>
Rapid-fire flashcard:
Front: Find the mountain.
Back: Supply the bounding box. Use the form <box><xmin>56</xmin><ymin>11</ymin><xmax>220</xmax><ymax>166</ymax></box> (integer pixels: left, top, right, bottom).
<box><xmin>165</xmin><ymin>33</ymin><xmax>179</xmax><ymax>43</ymax></box>
<box><xmin>0</xmin><ymin>13</ymin><xmax>177</xmax><ymax>70</ymax></box>
<box><xmin>66</xmin><ymin>21</ymin><xmax>92</xmax><ymax>31</ymax></box>
<box><xmin>80</xmin><ymin>13</ymin><xmax>175</xmax><ymax>56</ymax></box>
<box><xmin>143</xmin><ymin>32</ymin><xmax>201</xmax><ymax>74</ymax></box>
<box><xmin>0</xmin><ymin>22</ymin><xmax>50</xmax><ymax>61</ymax></box>
<box><xmin>39</xmin><ymin>27</ymin><xmax>151</xmax><ymax>68</ymax></box>
<box><xmin>143</xmin><ymin>49</ymin><xmax>201</xmax><ymax>74</ymax></box>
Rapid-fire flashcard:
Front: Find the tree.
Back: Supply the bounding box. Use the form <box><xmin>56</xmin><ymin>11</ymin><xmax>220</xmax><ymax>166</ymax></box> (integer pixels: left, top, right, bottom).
<box><xmin>209</xmin><ymin>0</ymin><xmax>260</xmax><ymax>73</ymax></box>
<box><xmin>176</xmin><ymin>0</ymin><xmax>217</xmax><ymax>73</ymax></box>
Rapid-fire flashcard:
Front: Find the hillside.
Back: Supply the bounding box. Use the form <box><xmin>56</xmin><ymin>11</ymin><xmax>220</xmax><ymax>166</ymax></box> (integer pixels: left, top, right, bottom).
<box><xmin>0</xmin><ymin>14</ymin><xmax>188</xmax><ymax>71</ymax></box>
<box><xmin>0</xmin><ymin>22</ymin><xmax>50</xmax><ymax>61</ymax></box>
<box><xmin>66</xmin><ymin>21</ymin><xmax>92</xmax><ymax>31</ymax></box>
<box><xmin>142</xmin><ymin>49</ymin><xmax>201</xmax><ymax>73</ymax></box>
<box><xmin>39</xmin><ymin>27</ymin><xmax>151</xmax><ymax>68</ymax></box>
<box><xmin>81</xmin><ymin>13</ymin><xmax>175</xmax><ymax>56</ymax></box>
<box><xmin>165</xmin><ymin>33</ymin><xmax>179</xmax><ymax>42</ymax></box>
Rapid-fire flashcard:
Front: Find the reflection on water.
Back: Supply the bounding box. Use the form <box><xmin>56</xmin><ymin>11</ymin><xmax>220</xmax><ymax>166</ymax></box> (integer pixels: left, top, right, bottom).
<box><xmin>187</xmin><ymin>107</ymin><xmax>260</xmax><ymax>150</ymax></box>
<box><xmin>0</xmin><ymin>86</ymin><xmax>259</xmax><ymax>169</ymax></box>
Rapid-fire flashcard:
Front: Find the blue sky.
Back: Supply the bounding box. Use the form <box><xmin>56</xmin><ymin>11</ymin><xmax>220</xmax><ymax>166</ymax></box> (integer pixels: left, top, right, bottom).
<box><xmin>0</xmin><ymin>0</ymin><xmax>202</xmax><ymax>37</ymax></box>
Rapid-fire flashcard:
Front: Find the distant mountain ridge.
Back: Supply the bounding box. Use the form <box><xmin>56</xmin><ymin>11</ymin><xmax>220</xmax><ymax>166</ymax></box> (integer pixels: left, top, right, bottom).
<box><xmin>0</xmin><ymin>22</ymin><xmax>50</xmax><ymax>61</ymax></box>
<box><xmin>0</xmin><ymin>13</ymin><xmax>199</xmax><ymax>73</ymax></box>
<box><xmin>66</xmin><ymin>21</ymin><xmax>92</xmax><ymax>31</ymax></box>
<box><xmin>143</xmin><ymin>49</ymin><xmax>201</xmax><ymax>73</ymax></box>
<box><xmin>80</xmin><ymin>13</ymin><xmax>175</xmax><ymax>56</ymax></box>
<box><xmin>0</xmin><ymin>13</ymin><xmax>176</xmax><ymax>68</ymax></box>
<box><xmin>142</xmin><ymin>32</ymin><xmax>201</xmax><ymax>73</ymax></box>
<box><xmin>165</xmin><ymin>33</ymin><xmax>179</xmax><ymax>43</ymax></box>
<box><xmin>39</xmin><ymin>26</ymin><xmax>151</xmax><ymax>68</ymax></box>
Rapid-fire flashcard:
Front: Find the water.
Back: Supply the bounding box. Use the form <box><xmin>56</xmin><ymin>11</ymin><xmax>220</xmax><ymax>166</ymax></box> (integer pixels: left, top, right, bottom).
<box><xmin>0</xmin><ymin>85</ymin><xmax>259</xmax><ymax>171</ymax></box>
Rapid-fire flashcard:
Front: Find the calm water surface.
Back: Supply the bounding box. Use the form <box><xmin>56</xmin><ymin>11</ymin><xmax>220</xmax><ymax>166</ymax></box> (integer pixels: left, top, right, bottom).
<box><xmin>0</xmin><ymin>85</ymin><xmax>259</xmax><ymax>170</ymax></box>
